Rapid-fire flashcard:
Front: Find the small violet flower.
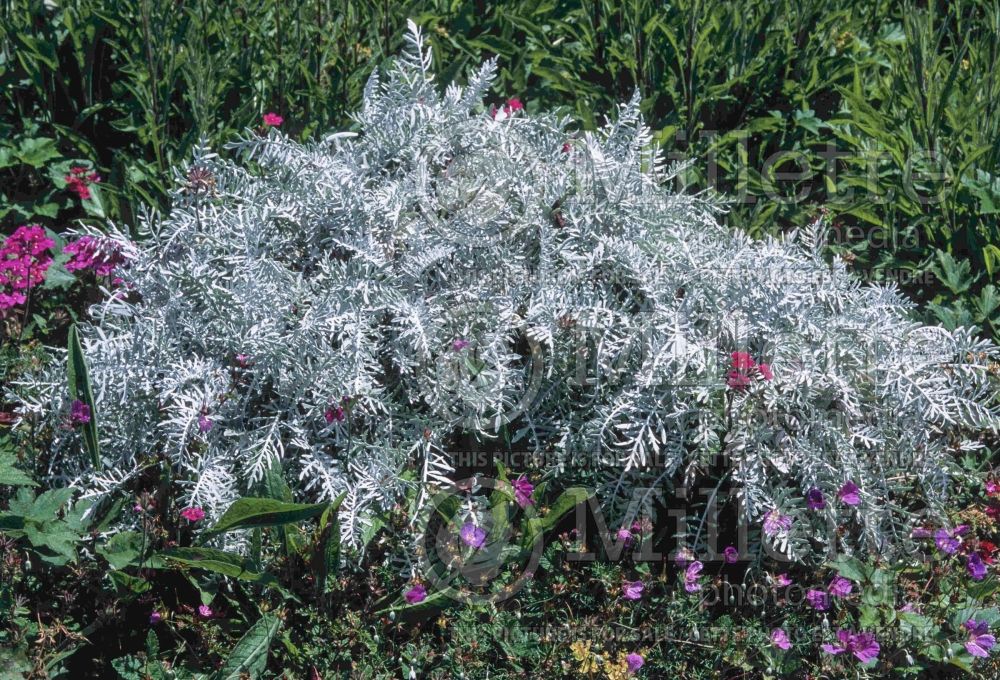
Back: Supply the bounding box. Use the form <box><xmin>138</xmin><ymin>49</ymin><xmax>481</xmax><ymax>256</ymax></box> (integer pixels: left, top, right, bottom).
<box><xmin>616</xmin><ymin>527</ymin><xmax>633</xmax><ymax>545</ymax></box>
<box><xmin>828</xmin><ymin>576</ymin><xmax>853</xmax><ymax>598</ymax></box>
<box><xmin>459</xmin><ymin>522</ymin><xmax>487</xmax><ymax>549</ymax></box>
<box><xmin>198</xmin><ymin>414</ymin><xmax>213</xmax><ymax>433</ymax></box>
<box><xmin>774</xmin><ymin>573</ymin><xmax>792</xmax><ymax>587</ymax></box>
<box><xmin>806</xmin><ymin>589</ymin><xmax>830</xmax><ymax>611</ymax></box>
<box><xmin>684</xmin><ymin>561</ymin><xmax>704</xmax><ymax>593</ymax></box>
<box><xmin>965</xmin><ymin>620</ymin><xmax>996</xmax><ymax>658</ymax></box>
<box><xmin>806</xmin><ymin>487</ymin><xmax>826</xmax><ymax>510</ymax></box>
<box><xmin>197</xmin><ymin>605</ymin><xmax>213</xmax><ymax>619</ymax></box>
<box><xmin>968</xmin><ymin>553</ymin><xmax>988</xmax><ymax>581</ymax></box>
<box><xmin>821</xmin><ymin>629</ymin><xmax>880</xmax><ymax>663</ymax></box>
<box><xmin>404</xmin><ymin>584</ymin><xmax>427</xmax><ymax>604</ymax></box>
<box><xmin>452</xmin><ymin>338</ymin><xmax>470</xmax><ymax>351</ymax></box>
<box><xmin>622</xmin><ymin>580</ymin><xmax>644</xmax><ymax>600</ymax></box>
<box><xmin>723</xmin><ymin>546</ymin><xmax>739</xmax><ymax>564</ymax></box>
<box><xmin>770</xmin><ymin>628</ymin><xmax>791</xmax><ymax>650</ymax></box>
<box><xmin>625</xmin><ymin>652</ymin><xmax>644</xmax><ymax>673</ymax></box>
<box><xmin>70</xmin><ymin>399</ymin><xmax>91</xmax><ymax>425</ymax></box>
<box><xmin>512</xmin><ymin>475</ymin><xmax>534</xmax><ymax>508</ymax></box>
<box><xmin>762</xmin><ymin>509</ymin><xmax>792</xmax><ymax>537</ymax></box>
<box><xmin>838</xmin><ymin>481</ymin><xmax>861</xmax><ymax>506</ymax></box>
<box><xmin>935</xmin><ymin>525</ymin><xmax>969</xmax><ymax>555</ymax></box>
<box><xmin>149</xmin><ymin>611</ymin><xmax>162</xmax><ymax>625</ymax></box>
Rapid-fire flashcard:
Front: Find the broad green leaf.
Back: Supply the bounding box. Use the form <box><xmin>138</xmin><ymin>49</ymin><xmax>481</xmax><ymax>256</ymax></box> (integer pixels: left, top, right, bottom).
<box><xmin>211</xmin><ymin>614</ymin><xmax>280</xmax><ymax>680</ymax></box>
<box><xmin>0</xmin><ymin>451</ymin><xmax>37</xmax><ymax>487</ymax></box>
<box><xmin>67</xmin><ymin>325</ymin><xmax>101</xmax><ymax>467</ymax></box>
<box><xmin>204</xmin><ymin>496</ymin><xmax>343</xmax><ymax>536</ymax></box>
<box><xmin>523</xmin><ymin>487</ymin><xmax>593</xmax><ymax>548</ymax></box>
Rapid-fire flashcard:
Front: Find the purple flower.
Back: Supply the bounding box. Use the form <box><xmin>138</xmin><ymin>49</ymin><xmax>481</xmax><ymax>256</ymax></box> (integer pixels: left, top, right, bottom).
<box><xmin>935</xmin><ymin>525</ymin><xmax>969</xmax><ymax>555</ymax></box>
<box><xmin>63</xmin><ymin>235</ymin><xmax>126</xmax><ymax>277</ymax></box>
<box><xmin>234</xmin><ymin>353</ymin><xmax>251</xmax><ymax>368</ymax></box>
<box><xmin>774</xmin><ymin>573</ymin><xmax>792</xmax><ymax>587</ymax></box>
<box><xmin>512</xmin><ymin>476</ymin><xmax>534</xmax><ymax>508</ymax></box>
<box><xmin>965</xmin><ymin>620</ymin><xmax>996</xmax><ymax>658</ymax></box>
<box><xmin>452</xmin><ymin>338</ymin><xmax>470</xmax><ymax>351</ymax></box>
<box><xmin>149</xmin><ymin>611</ymin><xmax>162</xmax><ymax>625</ymax></box>
<box><xmin>674</xmin><ymin>547</ymin><xmax>695</xmax><ymax>567</ymax></box>
<box><xmin>828</xmin><ymin>576</ymin><xmax>853</xmax><ymax>598</ymax></box>
<box><xmin>821</xmin><ymin>629</ymin><xmax>880</xmax><ymax>663</ymax></box>
<box><xmin>324</xmin><ymin>405</ymin><xmax>345</xmax><ymax>424</ymax></box>
<box><xmin>625</xmin><ymin>652</ymin><xmax>644</xmax><ymax>673</ymax></box>
<box><xmin>459</xmin><ymin>522</ymin><xmax>487</xmax><ymax>549</ymax></box>
<box><xmin>838</xmin><ymin>481</ymin><xmax>861</xmax><ymax>506</ymax></box>
<box><xmin>723</xmin><ymin>546</ymin><xmax>739</xmax><ymax>564</ymax></box>
<box><xmin>806</xmin><ymin>487</ymin><xmax>826</xmax><ymax>510</ymax></box>
<box><xmin>684</xmin><ymin>561</ymin><xmax>704</xmax><ymax>593</ymax></box>
<box><xmin>197</xmin><ymin>604</ymin><xmax>213</xmax><ymax>619</ymax></box>
<box><xmin>70</xmin><ymin>399</ymin><xmax>91</xmax><ymax>425</ymax></box>
<box><xmin>622</xmin><ymin>580</ymin><xmax>644</xmax><ymax>600</ymax></box>
<box><xmin>806</xmin><ymin>589</ymin><xmax>830</xmax><ymax>611</ymax></box>
<box><xmin>198</xmin><ymin>414</ymin><xmax>213</xmax><ymax>433</ymax></box>
<box><xmin>762</xmin><ymin>509</ymin><xmax>792</xmax><ymax>536</ymax></box>
<box><xmin>770</xmin><ymin>628</ymin><xmax>791</xmax><ymax>650</ymax></box>
<box><xmin>616</xmin><ymin>527</ymin><xmax>633</xmax><ymax>545</ymax></box>
<box><xmin>968</xmin><ymin>553</ymin><xmax>988</xmax><ymax>581</ymax></box>
<box><xmin>404</xmin><ymin>584</ymin><xmax>427</xmax><ymax>604</ymax></box>
<box><xmin>910</xmin><ymin>527</ymin><xmax>933</xmax><ymax>539</ymax></box>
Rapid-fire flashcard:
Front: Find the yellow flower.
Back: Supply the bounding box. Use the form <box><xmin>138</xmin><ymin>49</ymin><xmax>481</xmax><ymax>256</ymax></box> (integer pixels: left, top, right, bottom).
<box><xmin>570</xmin><ymin>640</ymin><xmax>599</xmax><ymax>673</ymax></box>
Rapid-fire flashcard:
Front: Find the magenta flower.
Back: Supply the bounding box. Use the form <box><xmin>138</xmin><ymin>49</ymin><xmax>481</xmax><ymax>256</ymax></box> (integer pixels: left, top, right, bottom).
<box><xmin>324</xmin><ymin>405</ymin><xmax>345</xmax><ymax>424</ymax></box>
<box><xmin>968</xmin><ymin>553</ymin><xmax>988</xmax><ymax>581</ymax></box>
<box><xmin>935</xmin><ymin>525</ymin><xmax>969</xmax><ymax>554</ymax></box>
<box><xmin>63</xmin><ymin>236</ymin><xmax>126</xmax><ymax>277</ymax></box>
<box><xmin>762</xmin><ymin>509</ymin><xmax>792</xmax><ymax>536</ymax></box>
<box><xmin>198</xmin><ymin>414</ymin><xmax>213</xmax><ymax>433</ymax></box>
<box><xmin>452</xmin><ymin>338</ymin><xmax>470</xmax><ymax>351</ymax></box>
<box><xmin>197</xmin><ymin>604</ymin><xmax>213</xmax><ymax>619</ymax></box>
<box><xmin>512</xmin><ymin>475</ymin><xmax>534</xmax><ymax>508</ymax></box>
<box><xmin>459</xmin><ymin>522</ymin><xmax>487</xmax><ymax>549</ymax></box>
<box><xmin>65</xmin><ymin>166</ymin><xmax>100</xmax><ymax>200</ymax></box>
<box><xmin>616</xmin><ymin>527</ymin><xmax>633</xmax><ymax>545</ymax></box>
<box><xmin>0</xmin><ymin>225</ymin><xmax>54</xmax><ymax>311</ymax></box>
<box><xmin>828</xmin><ymin>576</ymin><xmax>853</xmax><ymax>598</ymax></box>
<box><xmin>404</xmin><ymin>584</ymin><xmax>427</xmax><ymax>604</ymax></box>
<box><xmin>684</xmin><ymin>561</ymin><xmax>704</xmax><ymax>592</ymax></box>
<box><xmin>180</xmin><ymin>506</ymin><xmax>206</xmax><ymax>523</ymax></box>
<box><xmin>149</xmin><ymin>611</ymin><xmax>162</xmax><ymax>625</ymax></box>
<box><xmin>234</xmin><ymin>353</ymin><xmax>251</xmax><ymax>368</ymax></box>
<box><xmin>806</xmin><ymin>487</ymin><xmax>826</xmax><ymax>510</ymax></box>
<box><xmin>731</xmin><ymin>351</ymin><xmax>757</xmax><ymax>371</ymax></box>
<box><xmin>774</xmin><ymin>573</ymin><xmax>792</xmax><ymax>587</ymax></box>
<box><xmin>821</xmin><ymin>629</ymin><xmax>879</xmax><ymax>663</ymax></box>
<box><xmin>726</xmin><ymin>370</ymin><xmax>751</xmax><ymax>391</ymax></box>
<box><xmin>723</xmin><ymin>546</ymin><xmax>739</xmax><ymax>564</ymax></box>
<box><xmin>491</xmin><ymin>97</ymin><xmax>524</xmax><ymax>119</ymax></box>
<box><xmin>770</xmin><ymin>628</ymin><xmax>791</xmax><ymax>650</ymax></box>
<box><xmin>838</xmin><ymin>481</ymin><xmax>861</xmax><ymax>506</ymax></box>
<box><xmin>965</xmin><ymin>620</ymin><xmax>996</xmax><ymax>658</ymax></box>
<box><xmin>625</xmin><ymin>652</ymin><xmax>644</xmax><ymax>673</ymax></box>
<box><xmin>806</xmin><ymin>589</ymin><xmax>830</xmax><ymax>611</ymax></box>
<box><xmin>757</xmin><ymin>362</ymin><xmax>774</xmax><ymax>381</ymax></box>
<box><xmin>262</xmin><ymin>112</ymin><xmax>283</xmax><ymax>127</ymax></box>
<box><xmin>70</xmin><ymin>399</ymin><xmax>91</xmax><ymax>425</ymax></box>
<box><xmin>622</xmin><ymin>580</ymin><xmax>644</xmax><ymax>600</ymax></box>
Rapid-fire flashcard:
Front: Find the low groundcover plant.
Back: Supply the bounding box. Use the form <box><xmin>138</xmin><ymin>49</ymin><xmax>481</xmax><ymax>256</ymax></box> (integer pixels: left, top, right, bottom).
<box><xmin>9</xmin><ymin>24</ymin><xmax>1000</xmax><ymax>567</ymax></box>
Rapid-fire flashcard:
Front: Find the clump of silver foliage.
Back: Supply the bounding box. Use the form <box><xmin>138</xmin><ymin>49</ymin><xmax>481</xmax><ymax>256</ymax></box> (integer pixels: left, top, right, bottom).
<box><xmin>13</xmin><ymin>24</ymin><xmax>1000</xmax><ymax>559</ymax></box>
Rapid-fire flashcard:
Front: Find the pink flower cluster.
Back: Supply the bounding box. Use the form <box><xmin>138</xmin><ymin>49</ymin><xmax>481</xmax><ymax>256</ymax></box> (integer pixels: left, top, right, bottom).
<box><xmin>263</xmin><ymin>112</ymin><xmax>284</xmax><ymax>127</ymax></box>
<box><xmin>725</xmin><ymin>351</ymin><xmax>772</xmax><ymax>391</ymax></box>
<box><xmin>65</xmin><ymin>166</ymin><xmax>100</xmax><ymax>200</ymax></box>
<box><xmin>63</xmin><ymin>236</ymin><xmax>127</xmax><ymax>278</ymax></box>
<box><xmin>490</xmin><ymin>97</ymin><xmax>524</xmax><ymax>120</ymax></box>
<box><xmin>0</xmin><ymin>225</ymin><xmax>54</xmax><ymax>311</ymax></box>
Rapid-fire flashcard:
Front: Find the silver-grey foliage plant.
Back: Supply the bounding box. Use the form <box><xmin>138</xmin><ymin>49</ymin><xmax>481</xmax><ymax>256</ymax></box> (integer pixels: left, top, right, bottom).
<box><xmin>14</xmin><ymin>23</ymin><xmax>1000</xmax><ymax>560</ymax></box>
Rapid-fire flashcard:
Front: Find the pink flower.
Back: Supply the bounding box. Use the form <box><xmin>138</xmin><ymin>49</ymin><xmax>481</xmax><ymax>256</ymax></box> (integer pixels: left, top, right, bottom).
<box><xmin>838</xmin><ymin>481</ymin><xmax>861</xmax><ymax>506</ymax></box>
<box><xmin>234</xmin><ymin>353</ymin><xmax>251</xmax><ymax>368</ymax></box>
<box><xmin>726</xmin><ymin>370</ymin><xmax>751</xmax><ymax>391</ymax></box>
<box><xmin>968</xmin><ymin>553</ymin><xmax>988</xmax><ymax>581</ymax></box>
<box><xmin>987</xmin><ymin>480</ymin><xmax>1000</xmax><ymax>497</ymax></box>
<box><xmin>149</xmin><ymin>611</ymin><xmax>162</xmax><ymax>624</ymax></box>
<box><xmin>404</xmin><ymin>584</ymin><xmax>427</xmax><ymax>604</ymax></box>
<box><xmin>63</xmin><ymin>236</ymin><xmax>127</xmax><ymax>277</ymax></box>
<box><xmin>965</xmin><ymin>620</ymin><xmax>996</xmax><ymax>658</ymax></box>
<box><xmin>491</xmin><ymin>97</ymin><xmax>524</xmax><ymax>119</ymax></box>
<box><xmin>828</xmin><ymin>576</ymin><xmax>853</xmax><ymax>598</ymax></box>
<box><xmin>0</xmin><ymin>225</ymin><xmax>54</xmax><ymax>311</ymax></box>
<box><xmin>806</xmin><ymin>589</ymin><xmax>830</xmax><ymax>611</ymax></box>
<box><xmin>625</xmin><ymin>652</ymin><xmax>644</xmax><ymax>673</ymax></box>
<box><xmin>459</xmin><ymin>522</ymin><xmax>487</xmax><ymax>549</ymax></box>
<box><xmin>452</xmin><ymin>338</ymin><xmax>470</xmax><ymax>351</ymax></box>
<box><xmin>65</xmin><ymin>166</ymin><xmax>100</xmax><ymax>200</ymax></box>
<box><xmin>723</xmin><ymin>546</ymin><xmax>739</xmax><ymax>564</ymax></box>
<box><xmin>180</xmin><ymin>507</ymin><xmax>206</xmax><ymax>523</ymax></box>
<box><xmin>757</xmin><ymin>362</ymin><xmax>773</xmax><ymax>381</ymax></box>
<box><xmin>770</xmin><ymin>628</ymin><xmax>791</xmax><ymax>650</ymax></box>
<box><xmin>821</xmin><ymin>629</ymin><xmax>879</xmax><ymax>663</ymax></box>
<box><xmin>197</xmin><ymin>604</ymin><xmax>213</xmax><ymax>619</ymax></box>
<box><xmin>198</xmin><ymin>414</ymin><xmax>213</xmax><ymax>433</ymax></box>
<box><xmin>774</xmin><ymin>573</ymin><xmax>792</xmax><ymax>587</ymax></box>
<box><xmin>806</xmin><ymin>487</ymin><xmax>825</xmax><ymax>510</ymax></box>
<box><xmin>512</xmin><ymin>475</ymin><xmax>534</xmax><ymax>508</ymax></box>
<box><xmin>731</xmin><ymin>351</ymin><xmax>756</xmax><ymax>371</ymax></box>
<box><xmin>70</xmin><ymin>399</ymin><xmax>91</xmax><ymax>425</ymax></box>
<box><xmin>616</xmin><ymin>527</ymin><xmax>633</xmax><ymax>545</ymax></box>
<box><xmin>622</xmin><ymin>580</ymin><xmax>644</xmax><ymax>600</ymax></box>
<box><xmin>262</xmin><ymin>112</ymin><xmax>284</xmax><ymax>127</ymax></box>
<box><xmin>684</xmin><ymin>561</ymin><xmax>704</xmax><ymax>592</ymax></box>
<box><xmin>762</xmin><ymin>509</ymin><xmax>792</xmax><ymax>536</ymax></box>
<box><xmin>324</xmin><ymin>405</ymin><xmax>345</xmax><ymax>424</ymax></box>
